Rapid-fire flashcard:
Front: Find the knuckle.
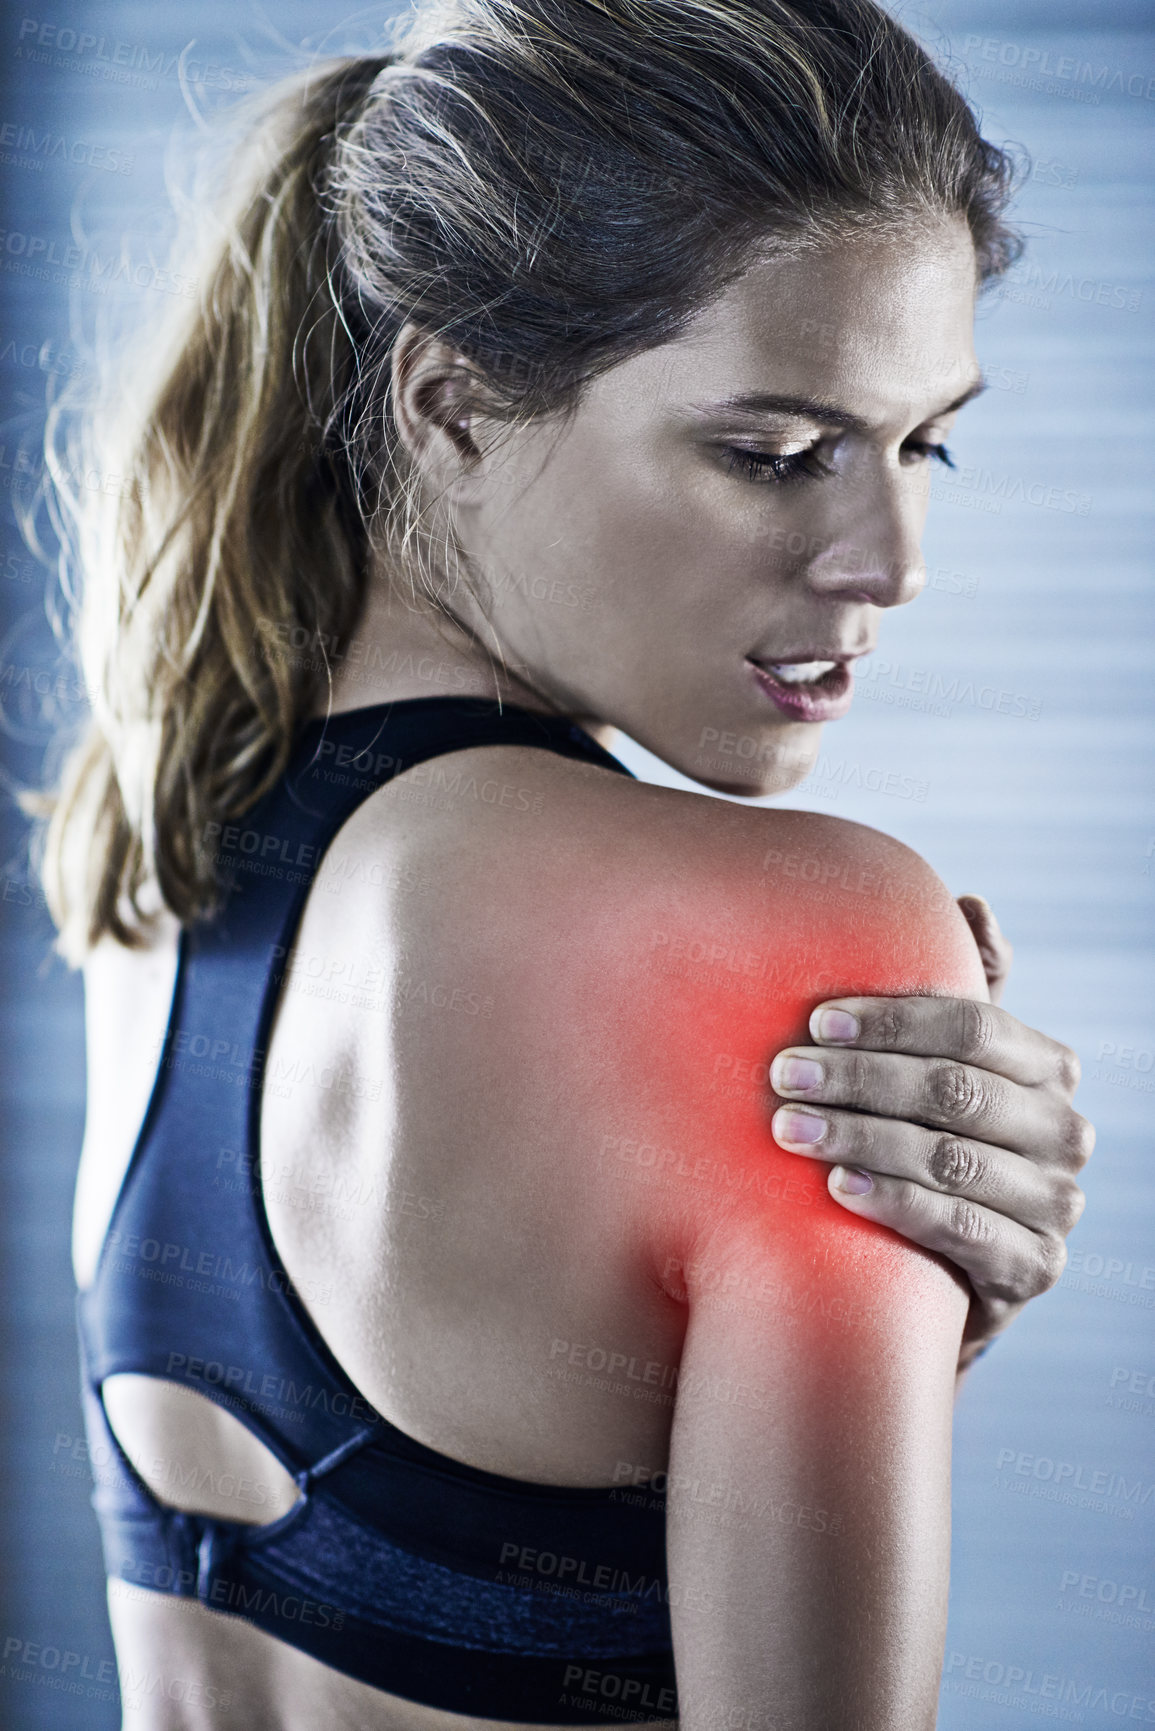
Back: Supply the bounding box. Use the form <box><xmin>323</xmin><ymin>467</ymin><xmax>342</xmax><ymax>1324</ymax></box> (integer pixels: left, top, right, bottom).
<box><xmin>947</xmin><ymin>1197</ymin><xmax>996</xmax><ymax>1250</ymax></box>
<box><xmin>927</xmin><ymin>1134</ymin><xmax>985</xmax><ymax>1193</ymax></box>
<box><xmin>889</xmin><ymin>1178</ymin><xmax>925</xmax><ymax>1225</ymax></box>
<box><xmin>955</xmin><ymin>998</ymin><xmax>997</xmax><ymax>1066</ymax></box>
<box><xmin>833</xmin><ymin>1110</ymin><xmax>878</xmax><ymax>1161</ymax></box>
<box><xmin>867</xmin><ymin>1003</ymin><xmax>905</xmax><ymax>1052</ymax></box>
<box><xmin>1054</xmin><ymin>1044</ymin><xmax>1082</xmax><ymax>1094</ymax></box>
<box><xmin>928</xmin><ymin>1060</ymin><xmax>987</xmax><ymax>1125</ymax></box>
<box><xmin>1053</xmin><ymin>1178</ymin><xmax>1086</xmax><ymax>1235</ymax></box>
<box><xmin>842</xmin><ymin>1049</ymin><xmax>873</xmax><ymax>1100</ymax></box>
<box><xmin>1060</xmin><ymin>1111</ymin><xmax>1096</xmax><ymax>1170</ymax></box>
<box><xmin>1036</xmin><ymin>1233</ymin><xmax>1069</xmax><ymax>1291</ymax></box>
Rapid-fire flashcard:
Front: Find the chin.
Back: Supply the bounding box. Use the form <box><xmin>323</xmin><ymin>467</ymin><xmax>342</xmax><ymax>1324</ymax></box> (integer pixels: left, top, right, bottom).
<box><xmin>680</xmin><ymin>725</ymin><xmax>823</xmax><ymax>800</ymax></box>
<box><xmin>678</xmin><ymin>709</ymin><xmax>820</xmax><ymax>796</ymax></box>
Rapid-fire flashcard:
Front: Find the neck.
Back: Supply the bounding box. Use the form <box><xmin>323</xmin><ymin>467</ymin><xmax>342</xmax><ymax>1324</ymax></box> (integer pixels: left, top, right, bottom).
<box><xmin>303</xmin><ymin>574</ymin><xmax>617</xmax><ymax>749</ymax></box>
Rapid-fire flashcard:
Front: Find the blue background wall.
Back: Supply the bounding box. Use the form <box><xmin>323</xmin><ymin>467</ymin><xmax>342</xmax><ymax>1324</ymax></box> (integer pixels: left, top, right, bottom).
<box><xmin>1</xmin><ymin>1</ymin><xmax>1151</xmax><ymax>1724</ymax></box>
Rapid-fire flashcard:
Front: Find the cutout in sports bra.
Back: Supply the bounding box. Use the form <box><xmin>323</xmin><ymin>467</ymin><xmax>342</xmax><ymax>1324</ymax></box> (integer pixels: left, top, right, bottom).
<box><xmin>76</xmin><ymin>697</ymin><xmax>679</xmax><ymax>1725</ymax></box>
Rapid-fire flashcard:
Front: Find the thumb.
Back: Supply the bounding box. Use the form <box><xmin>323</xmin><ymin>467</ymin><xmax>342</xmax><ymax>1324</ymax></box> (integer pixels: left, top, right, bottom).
<box><xmin>957</xmin><ymin>894</ymin><xmax>1013</xmax><ymax>1004</ymax></box>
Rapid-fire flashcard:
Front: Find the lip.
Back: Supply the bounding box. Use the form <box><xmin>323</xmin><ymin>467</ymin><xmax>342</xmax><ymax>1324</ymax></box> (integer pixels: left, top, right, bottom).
<box><xmin>747</xmin><ymin>653</ymin><xmax>862</xmax><ymax>723</ymax></box>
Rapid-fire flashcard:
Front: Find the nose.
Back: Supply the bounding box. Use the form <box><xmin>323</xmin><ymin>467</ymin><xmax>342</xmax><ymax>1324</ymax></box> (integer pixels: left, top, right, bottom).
<box><xmin>803</xmin><ymin>464</ymin><xmax>927</xmax><ymax>609</ymax></box>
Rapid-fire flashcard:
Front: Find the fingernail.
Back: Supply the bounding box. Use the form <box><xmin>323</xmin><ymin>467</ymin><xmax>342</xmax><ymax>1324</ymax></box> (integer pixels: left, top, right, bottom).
<box><xmin>770</xmin><ymin>1055</ymin><xmax>824</xmax><ymax>1094</ymax></box>
<box><xmin>773</xmin><ymin>1108</ymin><xmax>828</xmax><ymax>1147</ymax></box>
<box><xmin>814</xmin><ymin>1008</ymin><xmax>859</xmax><ymax>1044</ymax></box>
<box><xmin>831</xmin><ymin>1166</ymin><xmax>873</xmax><ymax>1195</ymax></box>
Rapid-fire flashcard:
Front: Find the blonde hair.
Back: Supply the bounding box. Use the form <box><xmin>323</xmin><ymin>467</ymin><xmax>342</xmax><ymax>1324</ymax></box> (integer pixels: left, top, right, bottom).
<box><xmin>25</xmin><ymin>0</ymin><xmax>1020</xmax><ymax>965</ymax></box>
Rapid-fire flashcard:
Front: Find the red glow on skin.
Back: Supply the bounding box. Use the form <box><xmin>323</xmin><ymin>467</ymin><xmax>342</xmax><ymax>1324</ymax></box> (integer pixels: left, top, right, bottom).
<box><xmin>576</xmin><ymin>819</ymin><xmax>991</xmax><ymax>1330</ymax></box>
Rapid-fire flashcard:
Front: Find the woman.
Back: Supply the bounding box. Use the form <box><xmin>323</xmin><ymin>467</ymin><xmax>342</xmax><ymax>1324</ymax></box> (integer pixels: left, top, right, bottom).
<box><xmin>33</xmin><ymin>0</ymin><xmax>1091</xmax><ymax>1726</ymax></box>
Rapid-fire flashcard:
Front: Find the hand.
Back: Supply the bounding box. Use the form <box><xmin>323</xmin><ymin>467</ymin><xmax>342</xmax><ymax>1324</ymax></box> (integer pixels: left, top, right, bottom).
<box><xmin>768</xmin><ymin>901</ymin><xmax>1093</xmax><ymax>1373</ymax></box>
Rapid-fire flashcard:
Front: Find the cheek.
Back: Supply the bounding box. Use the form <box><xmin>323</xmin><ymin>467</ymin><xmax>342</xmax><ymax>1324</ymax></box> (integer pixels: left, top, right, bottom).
<box><xmin>575</xmin><ymin>463</ymin><xmax>784</xmax><ymax>630</ymax></box>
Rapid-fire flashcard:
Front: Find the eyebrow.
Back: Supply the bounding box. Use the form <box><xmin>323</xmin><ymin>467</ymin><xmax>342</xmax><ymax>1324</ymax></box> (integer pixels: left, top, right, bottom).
<box><xmin>696</xmin><ymin>378</ymin><xmax>988</xmax><ymax>432</ymax></box>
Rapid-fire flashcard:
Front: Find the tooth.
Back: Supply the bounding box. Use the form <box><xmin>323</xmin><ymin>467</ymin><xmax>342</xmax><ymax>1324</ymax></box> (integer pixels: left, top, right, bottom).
<box><xmin>768</xmin><ymin>660</ymin><xmax>837</xmax><ymax>684</ymax></box>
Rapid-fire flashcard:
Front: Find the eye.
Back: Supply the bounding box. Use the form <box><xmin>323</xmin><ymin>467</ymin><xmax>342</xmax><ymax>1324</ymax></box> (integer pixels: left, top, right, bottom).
<box><xmin>902</xmin><ymin>439</ymin><xmax>956</xmax><ymax>469</ymax></box>
<box><xmin>723</xmin><ymin>444</ymin><xmax>832</xmax><ymax>486</ymax></box>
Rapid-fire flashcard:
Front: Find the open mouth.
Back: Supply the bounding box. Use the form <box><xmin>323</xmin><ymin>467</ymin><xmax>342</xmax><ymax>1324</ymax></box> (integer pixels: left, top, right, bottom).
<box><xmin>747</xmin><ymin>656</ymin><xmax>855</xmax><ymax>721</ymax></box>
<box><xmin>761</xmin><ymin>659</ymin><xmax>843</xmax><ymax>687</ymax></box>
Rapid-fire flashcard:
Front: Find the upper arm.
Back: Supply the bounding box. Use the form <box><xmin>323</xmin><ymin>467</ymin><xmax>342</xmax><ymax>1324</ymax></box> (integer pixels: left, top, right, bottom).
<box><xmin>664</xmin><ymin>1208</ymin><xmax>964</xmax><ymax>1731</ymax></box>
<box><xmin>556</xmin><ymin>791</ymin><xmax>981</xmax><ymax>1728</ymax></box>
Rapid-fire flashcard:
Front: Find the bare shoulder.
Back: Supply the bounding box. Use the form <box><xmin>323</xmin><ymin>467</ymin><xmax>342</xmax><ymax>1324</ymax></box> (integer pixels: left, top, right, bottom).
<box><xmin>355</xmin><ymin>742</ymin><xmax>983</xmax><ymax>1278</ymax></box>
<box><xmin>375</xmin><ymin>739</ymin><xmax>982</xmax><ymax>999</ymax></box>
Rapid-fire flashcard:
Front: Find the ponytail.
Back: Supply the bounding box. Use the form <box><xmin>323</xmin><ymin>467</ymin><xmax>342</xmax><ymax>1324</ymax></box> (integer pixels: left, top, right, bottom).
<box><xmin>27</xmin><ymin>57</ymin><xmax>390</xmax><ymax>964</ymax></box>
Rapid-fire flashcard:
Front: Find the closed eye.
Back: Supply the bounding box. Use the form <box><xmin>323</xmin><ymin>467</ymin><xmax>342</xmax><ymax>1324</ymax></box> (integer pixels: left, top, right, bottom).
<box><xmin>722</xmin><ymin>445</ymin><xmax>832</xmax><ymax>486</ymax></box>
<box><xmin>903</xmin><ymin>440</ymin><xmax>955</xmax><ymax>468</ymax></box>
<box><xmin>723</xmin><ymin>437</ymin><xmax>955</xmax><ymax>485</ymax></box>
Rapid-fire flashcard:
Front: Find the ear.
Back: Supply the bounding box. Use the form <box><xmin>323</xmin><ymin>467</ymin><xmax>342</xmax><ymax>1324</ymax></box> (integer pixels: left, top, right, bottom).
<box><xmin>391</xmin><ymin>322</ymin><xmax>496</xmax><ymax>500</ymax></box>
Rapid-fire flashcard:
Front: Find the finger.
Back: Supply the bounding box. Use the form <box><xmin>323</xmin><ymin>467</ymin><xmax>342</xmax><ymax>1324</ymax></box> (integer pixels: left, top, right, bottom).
<box><xmin>957</xmin><ymin>894</ymin><xmax>1013</xmax><ymax>1006</ymax></box>
<box><xmin>769</xmin><ymin>1045</ymin><xmax>1093</xmax><ymax>1169</ymax></box>
<box><xmin>807</xmin><ymin>994</ymin><xmax>1080</xmax><ymax>1094</ymax></box>
<box><xmin>956</xmin><ymin>892</ymin><xmax>1008</xmax><ymax>957</ymax></box>
<box><xmin>769</xmin><ymin>1104</ymin><xmax>1086</xmax><ymax>1237</ymax></box>
<box><xmin>818</xmin><ymin>1164</ymin><xmax>1069</xmax><ymax>1305</ymax></box>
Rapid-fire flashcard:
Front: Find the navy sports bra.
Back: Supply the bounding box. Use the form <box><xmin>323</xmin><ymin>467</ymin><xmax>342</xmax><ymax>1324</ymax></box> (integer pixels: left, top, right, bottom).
<box><xmin>77</xmin><ymin>696</ymin><xmax>679</xmax><ymax>1725</ymax></box>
